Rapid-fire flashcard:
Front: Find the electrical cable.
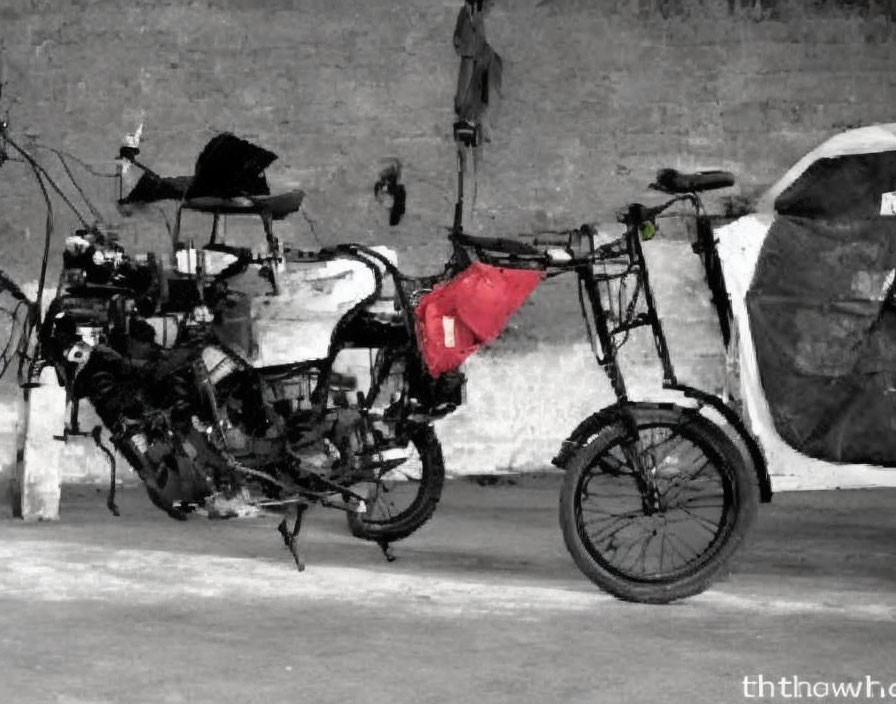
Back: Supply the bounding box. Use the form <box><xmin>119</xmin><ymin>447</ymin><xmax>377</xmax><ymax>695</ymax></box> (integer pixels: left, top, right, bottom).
<box><xmin>300</xmin><ymin>207</ymin><xmax>323</xmax><ymax>245</ymax></box>
<box><xmin>54</xmin><ymin>150</ymin><xmax>106</xmax><ymax>225</ymax></box>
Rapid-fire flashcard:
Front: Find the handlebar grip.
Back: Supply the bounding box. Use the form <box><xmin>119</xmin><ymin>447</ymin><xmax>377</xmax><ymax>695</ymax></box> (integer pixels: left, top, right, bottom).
<box><xmin>617</xmin><ymin>202</ymin><xmax>667</xmax><ymax>226</ymax></box>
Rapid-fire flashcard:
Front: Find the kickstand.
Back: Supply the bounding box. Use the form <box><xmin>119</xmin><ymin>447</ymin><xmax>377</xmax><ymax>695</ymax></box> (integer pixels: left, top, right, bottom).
<box><xmin>91</xmin><ymin>425</ymin><xmax>120</xmax><ymax>517</ymax></box>
<box><xmin>377</xmin><ymin>538</ymin><xmax>396</xmax><ymax>563</ymax></box>
<box><xmin>277</xmin><ymin>502</ymin><xmax>310</xmax><ymax>572</ymax></box>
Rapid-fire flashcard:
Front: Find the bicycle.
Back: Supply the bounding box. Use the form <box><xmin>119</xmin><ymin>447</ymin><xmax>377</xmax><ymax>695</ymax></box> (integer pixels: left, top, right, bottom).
<box><xmin>446</xmin><ymin>167</ymin><xmax>772</xmax><ymax>603</ymax></box>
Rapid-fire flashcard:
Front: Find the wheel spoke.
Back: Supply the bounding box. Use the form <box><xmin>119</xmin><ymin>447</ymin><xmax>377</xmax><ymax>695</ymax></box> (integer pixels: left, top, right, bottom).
<box><xmin>352</xmin><ymin>437</ymin><xmax>427</xmax><ymax>528</ymax></box>
<box><xmin>581</xmin><ymin>511</ymin><xmax>643</xmax><ymax>532</ymax></box>
<box><xmin>666</xmin><ymin>521</ymin><xmax>711</xmax><ymax>556</ymax></box>
<box><xmin>614</xmin><ymin>537</ymin><xmax>645</xmax><ymax>572</ymax></box>
<box><xmin>662</xmin><ymin>529</ymin><xmax>701</xmax><ymax>567</ymax></box>
<box><xmin>581</xmin><ymin>506</ymin><xmax>641</xmax><ymax>518</ymax></box>
<box><xmin>622</xmin><ymin>526</ymin><xmax>657</xmax><ymax>575</ymax></box>
<box><xmin>676</xmin><ymin>493</ymin><xmax>725</xmax><ymax>510</ymax></box>
<box><xmin>658</xmin><ymin>532</ymin><xmax>667</xmax><ymax>573</ymax></box>
<box><xmin>582</xmin><ymin>512</ymin><xmax>640</xmax><ymax>543</ymax></box>
<box><xmin>595</xmin><ymin>454</ymin><xmax>631</xmax><ymax>476</ymax></box>
<box><xmin>666</xmin><ymin>507</ymin><xmax>721</xmax><ymax>535</ymax></box>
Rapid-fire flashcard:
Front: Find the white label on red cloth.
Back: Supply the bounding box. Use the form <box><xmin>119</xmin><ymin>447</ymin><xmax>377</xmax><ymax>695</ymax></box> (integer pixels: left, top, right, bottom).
<box><xmin>881</xmin><ymin>191</ymin><xmax>896</xmax><ymax>215</ymax></box>
<box><xmin>442</xmin><ymin>316</ymin><xmax>456</xmax><ymax>348</ymax></box>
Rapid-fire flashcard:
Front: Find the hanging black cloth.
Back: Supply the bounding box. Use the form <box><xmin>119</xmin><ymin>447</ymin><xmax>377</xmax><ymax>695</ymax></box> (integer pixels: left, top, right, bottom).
<box><xmin>453</xmin><ymin>2</ymin><xmax>502</xmax><ymax>124</ymax></box>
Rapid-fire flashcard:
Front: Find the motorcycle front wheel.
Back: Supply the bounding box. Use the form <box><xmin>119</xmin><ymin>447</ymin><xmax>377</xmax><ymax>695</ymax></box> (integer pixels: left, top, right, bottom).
<box><xmin>559</xmin><ymin>404</ymin><xmax>759</xmax><ymax>604</ymax></box>
<box><xmin>346</xmin><ymin>424</ymin><xmax>445</xmax><ymax>543</ymax></box>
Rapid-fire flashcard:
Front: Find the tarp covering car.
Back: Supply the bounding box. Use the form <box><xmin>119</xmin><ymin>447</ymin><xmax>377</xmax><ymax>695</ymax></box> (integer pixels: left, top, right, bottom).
<box><xmin>736</xmin><ymin>126</ymin><xmax>896</xmax><ymax>466</ymax></box>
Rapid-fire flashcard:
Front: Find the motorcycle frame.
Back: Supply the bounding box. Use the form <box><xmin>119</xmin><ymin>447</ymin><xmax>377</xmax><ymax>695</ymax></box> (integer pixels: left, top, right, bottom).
<box><xmin>165</xmin><ymin>199</ymin><xmax>440</xmax><ymax>446</ymax></box>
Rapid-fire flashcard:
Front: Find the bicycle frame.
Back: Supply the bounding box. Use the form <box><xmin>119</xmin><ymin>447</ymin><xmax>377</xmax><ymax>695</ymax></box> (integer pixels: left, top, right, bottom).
<box><xmin>448</xmin><ymin>213</ymin><xmax>678</xmax><ymax>405</ymax></box>
<box><xmin>575</xmin><ymin>192</ymin><xmax>735</xmax><ymax>402</ymax></box>
<box><xmin>449</xmin><ymin>192</ymin><xmax>773</xmax><ymax>503</ymax></box>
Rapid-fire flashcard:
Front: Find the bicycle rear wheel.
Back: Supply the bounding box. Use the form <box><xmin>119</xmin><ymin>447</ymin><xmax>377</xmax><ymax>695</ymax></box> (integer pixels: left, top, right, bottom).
<box><xmin>559</xmin><ymin>403</ymin><xmax>758</xmax><ymax>603</ymax></box>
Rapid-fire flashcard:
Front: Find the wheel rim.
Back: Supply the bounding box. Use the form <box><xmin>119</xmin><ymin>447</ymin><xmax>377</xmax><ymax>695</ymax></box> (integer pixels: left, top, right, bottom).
<box><xmin>353</xmin><ymin>438</ymin><xmax>426</xmax><ymax>526</ymax></box>
<box><xmin>574</xmin><ymin>423</ymin><xmax>736</xmax><ymax>583</ymax></box>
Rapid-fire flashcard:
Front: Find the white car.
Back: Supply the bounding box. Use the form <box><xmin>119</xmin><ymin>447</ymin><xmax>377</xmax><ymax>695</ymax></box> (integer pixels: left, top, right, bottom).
<box><xmin>715</xmin><ymin>124</ymin><xmax>896</xmax><ymax>489</ymax></box>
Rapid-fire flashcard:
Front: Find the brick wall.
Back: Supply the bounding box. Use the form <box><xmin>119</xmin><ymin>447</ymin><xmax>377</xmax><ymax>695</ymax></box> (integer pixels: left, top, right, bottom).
<box><xmin>2</xmin><ymin>0</ymin><xmax>895</xmax><ymax>483</ymax></box>
<box><xmin>1</xmin><ymin>0</ymin><xmax>894</xmax><ymax>276</ymax></box>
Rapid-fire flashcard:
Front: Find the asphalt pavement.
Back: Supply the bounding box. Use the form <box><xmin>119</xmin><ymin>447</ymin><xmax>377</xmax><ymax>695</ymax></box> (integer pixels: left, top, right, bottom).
<box><xmin>1</xmin><ymin>474</ymin><xmax>895</xmax><ymax>704</ymax></box>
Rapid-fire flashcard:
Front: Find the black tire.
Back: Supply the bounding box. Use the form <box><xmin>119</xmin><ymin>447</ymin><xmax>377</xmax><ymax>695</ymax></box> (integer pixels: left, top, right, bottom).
<box><xmin>559</xmin><ymin>404</ymin><xmax>759</xmax><ymax>604</ymax></box>
<box><xmin>346</xmin><ymin>424</ymin><xmax>445</xmax><ymax>542</ymax></box>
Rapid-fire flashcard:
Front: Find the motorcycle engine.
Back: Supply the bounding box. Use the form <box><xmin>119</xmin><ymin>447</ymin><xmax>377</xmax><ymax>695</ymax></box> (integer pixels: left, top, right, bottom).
<box><xmin>197</xmin><ymin>344</ymin><xmax>367</xmax><ymax>476</ymax></box>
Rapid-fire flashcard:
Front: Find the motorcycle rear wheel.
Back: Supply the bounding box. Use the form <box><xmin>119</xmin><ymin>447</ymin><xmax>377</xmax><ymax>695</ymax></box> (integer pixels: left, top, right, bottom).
<box><xmin>559</xmin><ymin>404</ymin><xmax>759</xmax><ymax>604</ymax></box>
<box><xmin>346</xmin><ymin>424</ymin><xmax>445</xmax><ymax>542</ymax></box>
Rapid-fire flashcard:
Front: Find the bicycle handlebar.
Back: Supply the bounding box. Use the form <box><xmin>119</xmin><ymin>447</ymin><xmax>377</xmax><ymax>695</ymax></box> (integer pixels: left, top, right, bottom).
<box><xmin>617</xmin><ymin>194</ymin><xmax>697</xmax><ymax>226</ymax></box>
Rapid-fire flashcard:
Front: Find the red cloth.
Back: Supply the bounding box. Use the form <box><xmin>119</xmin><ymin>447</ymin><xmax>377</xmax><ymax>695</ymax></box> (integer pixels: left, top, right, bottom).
<box><xmin>415</xmin><ymin>262</ymin><xmax>543</xmax><ymax>377</ymax></box>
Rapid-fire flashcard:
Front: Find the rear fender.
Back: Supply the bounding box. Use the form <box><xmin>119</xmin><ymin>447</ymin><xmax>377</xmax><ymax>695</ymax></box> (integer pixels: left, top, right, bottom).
<box><xmin>669</xmin><ymin>384</ymin><xmax>772</xmax><ymax>503</ymax></box>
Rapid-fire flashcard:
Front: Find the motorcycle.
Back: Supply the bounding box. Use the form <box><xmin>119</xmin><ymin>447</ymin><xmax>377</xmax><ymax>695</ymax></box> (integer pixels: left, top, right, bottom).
<box><xmin>2</xmin><ymin>116</ymin><xmax>464</xmax><ymax>568</ymax></box>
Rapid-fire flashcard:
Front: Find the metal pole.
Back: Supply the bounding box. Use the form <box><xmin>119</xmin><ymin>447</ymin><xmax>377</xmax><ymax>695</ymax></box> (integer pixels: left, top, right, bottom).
<box><xmin>453</xmin><ymin>142</ymin><xmax>466</xmax><ymax>234</ymax></box>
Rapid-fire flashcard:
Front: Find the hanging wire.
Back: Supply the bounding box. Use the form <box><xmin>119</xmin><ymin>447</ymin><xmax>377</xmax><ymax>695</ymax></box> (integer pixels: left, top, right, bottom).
<box><xmin>0</xmin><ymin>298</ymin><xmax>28</xmax><ymax>381</ymax></box>
<box><xmin>53</xmin><ymin>150</ymin><xmax>105</xmax><ymax>225</ymax></box>
<box><xmin>1</xmin><ymin>132</ymin><xmax>58</xmax><ymax>385</ymax></box>
<box><xmin>33</xmin><ymin>144</ymin><xmax>118</xmax><ymax>178</ymax></box>
<box><xmin>146</xmin><ymin>203</ymin><xmax>173</xmax><ymax>239</ymax></box>
<box><xmin>300</xmin><ymin>206</ymin><xmax>323</xmax><ymax>245</ymax></box>
<box><xmin>16</xmin><ymin>146</ymin><xmax>89</xmax><ymax>229</ymax></box>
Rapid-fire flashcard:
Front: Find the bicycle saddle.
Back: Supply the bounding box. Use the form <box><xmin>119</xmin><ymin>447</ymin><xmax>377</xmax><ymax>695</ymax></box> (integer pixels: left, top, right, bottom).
<box><xmin>182</xmin><ymin>190</ymin><xmax>305</xmax><ymax>220</ymax></box>
<box><xmin>652</xmin><ymin>168</ymin><xmax>735</xmax><ymax>194</ymax></box>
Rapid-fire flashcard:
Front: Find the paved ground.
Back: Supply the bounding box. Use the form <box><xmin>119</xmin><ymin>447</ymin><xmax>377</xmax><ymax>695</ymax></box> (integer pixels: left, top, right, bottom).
<box><xmin>1</xmin><ymin>475</ymin><xmax>895</xmax><ymax>704</ymax></box>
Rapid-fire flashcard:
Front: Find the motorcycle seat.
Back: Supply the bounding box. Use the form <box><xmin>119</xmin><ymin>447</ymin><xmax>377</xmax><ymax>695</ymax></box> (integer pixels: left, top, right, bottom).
<box><xmin>182</xmin><ymin>189</ymin><xmax>305</xmax><ymax>220</ymax></box>
<box><xmin>652</xmin><ymin>168</ymin><xmax>735</xmax><ymax>194</ymax></box>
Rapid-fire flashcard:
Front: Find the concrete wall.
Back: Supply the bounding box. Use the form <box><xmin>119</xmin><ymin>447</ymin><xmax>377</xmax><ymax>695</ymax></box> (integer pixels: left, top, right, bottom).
<box><xmin>2</xmin><ymin>0</ymin><xmax>896</xmax><ymax>491</ymax></box>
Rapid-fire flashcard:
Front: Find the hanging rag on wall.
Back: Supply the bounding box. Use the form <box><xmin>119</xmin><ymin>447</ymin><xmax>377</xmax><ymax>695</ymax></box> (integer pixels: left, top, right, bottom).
<box><xmin>373</xmin><ymin>159</ymin><xmax>407</xmax><ymax>226</ymax></box>
<box><xmin>453</xmin><ymin>0</ymin><xmax>503</xmax><ymax>134</ymax></box>
<box><xmin>452</xmin><ymin>0</ymin><xmax>503</xmax><ymax>231</ymax></box>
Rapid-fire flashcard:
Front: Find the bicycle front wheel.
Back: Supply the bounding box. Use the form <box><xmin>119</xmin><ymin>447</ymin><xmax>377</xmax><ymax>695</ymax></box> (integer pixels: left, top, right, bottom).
<box><xmin>559</xmin><ymin>404</ymin><xmax>758</xmax><ymax>604</ymax></box>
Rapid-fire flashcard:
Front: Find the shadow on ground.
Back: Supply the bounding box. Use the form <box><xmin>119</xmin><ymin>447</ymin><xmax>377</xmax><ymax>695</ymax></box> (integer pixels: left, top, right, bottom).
<box><xmin>3</xmin><ymin>474</ymin><xmax>896</xmax><ymax>596</ymax></box>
